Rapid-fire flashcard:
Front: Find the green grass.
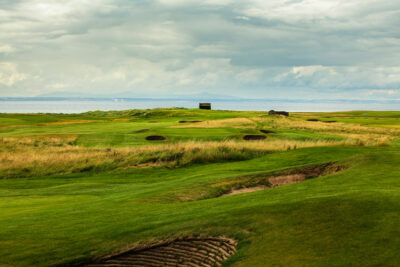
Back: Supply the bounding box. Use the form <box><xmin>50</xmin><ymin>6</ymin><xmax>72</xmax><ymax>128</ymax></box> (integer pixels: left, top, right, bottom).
<box><xmin>1</xmin><ymin>109</ymin><xmax>400</xmax><ymax>266</ymax></box>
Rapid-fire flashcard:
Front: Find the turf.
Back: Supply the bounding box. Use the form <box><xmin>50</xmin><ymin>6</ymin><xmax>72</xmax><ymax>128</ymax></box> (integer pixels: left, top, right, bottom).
<box><xmin>1</xmin><ymin>109</ymin><xmax>400</xmax><ymax>266</ymax></box>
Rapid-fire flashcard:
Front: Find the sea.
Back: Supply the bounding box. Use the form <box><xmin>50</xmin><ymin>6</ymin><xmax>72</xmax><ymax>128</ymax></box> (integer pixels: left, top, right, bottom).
<box><xmin>1</xmin><ymin>98</ymin><xmax>400</xmax><ymax>113</ymax></box>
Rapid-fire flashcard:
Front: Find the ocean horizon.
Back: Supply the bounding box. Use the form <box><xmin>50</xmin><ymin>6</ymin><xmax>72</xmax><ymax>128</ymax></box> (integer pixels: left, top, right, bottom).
<box><xmin>1</xmin><ymin>98</ymin><xmax>400</xmax><ymax>113</ymax></box>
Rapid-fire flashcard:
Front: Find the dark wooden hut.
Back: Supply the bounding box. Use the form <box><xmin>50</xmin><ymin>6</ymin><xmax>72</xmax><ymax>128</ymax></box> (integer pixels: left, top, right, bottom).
<box><xmin>199</xmin><ymin>103</ymin><xmax>211</xmax><ymax>110</ymax></box>
<box><xmin>268</xmin><ymin>110</ymin><xmax>289</xmax><ymax>116</ymax></box>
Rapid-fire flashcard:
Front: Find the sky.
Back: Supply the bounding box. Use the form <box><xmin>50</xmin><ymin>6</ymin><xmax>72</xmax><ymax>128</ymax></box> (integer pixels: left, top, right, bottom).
<box><xmin>0</xmin><ymin>0</ymin><xmax>400</xmax><ymax>100</ymax></box>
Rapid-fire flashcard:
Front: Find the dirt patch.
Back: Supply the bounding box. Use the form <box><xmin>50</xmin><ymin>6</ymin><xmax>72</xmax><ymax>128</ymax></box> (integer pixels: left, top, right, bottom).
<box><xmin>145</xmin><ymin>135</ymin><xmax>166</xmax><ymax>141</ymax></box>
<box><xmin>179</xmin><ymin>120</ymin><xmax>202</xmax><ymax>123</ymax></box>
<box><xmin>260</xmin><ymin>129</ymin><xmax>275</xmax><ymax>134</ymax></box>
<box><xmin>135</xmin><ymin>129</ymin><xmax>150</xmax><ymax>133</ymax></box>
<box><xmin>220</xmin><ymin>162</ymin><xmax>346</xmax><ymax>197</ymax></box>
<box><xmin>323</xmin><ymin>120</ymin><xmax>337</xmax><ymax>123</ymax></box>
<box><xmin>224</xmin><ymin>185</ymin><xmax>269</xmax><ymax>196</ymax></box>
<box><xmin>268</xmin><ymin>174</ymin><xmax>306</xmax><ymax>187</ymax></box>
<box><xmin>243</xmin><ymin>135</ymin><xmax>266</xmax><ymax>140</ymax></box>
<box><xmin>82</xmin><ymin>236</ymin><xmax>237</xmax><ymax>267</ymax></box>
<box><xmin>307</xmin><ymin>119</ymin><xmax>320</xmax><ymax>122</ymax></box>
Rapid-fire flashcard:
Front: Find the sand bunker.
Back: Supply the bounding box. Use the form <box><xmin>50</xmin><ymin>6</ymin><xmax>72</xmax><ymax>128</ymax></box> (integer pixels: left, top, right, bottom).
<box><xmin>83</xmin><ymin>236</ymin><xmax>237</xmax><ymax>267</ymax></box>
<box><xmin>307</xmin><ymin>119</ymin><xmax>320</xmax><ymax>122</ymax></box>
<box><xmin>221</xmin><ymin>162</ymin><xmax>346</xmax><ymax>197</ymax></box>
<box><xmin>243</xmin><ymin>135</ymin><xmax>267</xmax><ymax>140</ymax></box>
<box><xmin>146</xmin><ymin>135</ymin><xmax>166</xmax><ymax>141</ymax></box>
<box><xmin>179</xmin><ymin>120</ymin><xmax>202</xmax><ymax>123</ymax></box>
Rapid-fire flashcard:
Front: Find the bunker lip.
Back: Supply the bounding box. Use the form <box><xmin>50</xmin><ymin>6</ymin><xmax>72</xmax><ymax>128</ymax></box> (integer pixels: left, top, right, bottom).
<box><xmin>243</xmin><ymin>135</ymin><xmax>267</xmax><ymax>140</ymax></box>
<box><xmin>80</xmin><ymin>236</ymin><xmax>237</xmax><ymax>267</ymax></box>
<box><xmin>220</xmin><ymin>162</ymin><xmax>347</xmax><ymax>197</ymax></box>
<box><xmin>146</xmin><ymin>135</ymin><xmax>166</xmax><ymax>141</ymax></box>
<box><xmin>260</xmin><ymin>129</ymin><xmax>275</xmax><ymax>134</ymax></box>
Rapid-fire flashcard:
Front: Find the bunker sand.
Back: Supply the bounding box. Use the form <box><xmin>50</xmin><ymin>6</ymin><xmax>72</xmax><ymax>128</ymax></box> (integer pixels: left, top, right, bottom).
<box><xmin>222</xmin><ymin>162</ymin><xmax>346</xmax><ymax>196</ymax></box>
<box><xmin>83</xmin><ymin>236</ymin><xmax>237</xmax><ymax>267</ymax></box>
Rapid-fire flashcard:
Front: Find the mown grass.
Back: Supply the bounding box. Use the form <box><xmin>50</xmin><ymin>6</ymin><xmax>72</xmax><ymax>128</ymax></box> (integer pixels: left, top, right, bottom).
<box><xmin>1</xmin><ymin>109</ymin><xmax>400</xmax><ymax>266</ymax></box>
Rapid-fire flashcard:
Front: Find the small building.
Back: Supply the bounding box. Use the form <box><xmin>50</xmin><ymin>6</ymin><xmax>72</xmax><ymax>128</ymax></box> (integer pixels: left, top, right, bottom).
<box><xmin>269</xmin><ymin>110</ymin><xmax>289</xmax><ymax>116</ymax></box>
<box><xmin>199</xmin><ymin>103</ymin><xmax>211</xmax><ymax>110</ymax></box>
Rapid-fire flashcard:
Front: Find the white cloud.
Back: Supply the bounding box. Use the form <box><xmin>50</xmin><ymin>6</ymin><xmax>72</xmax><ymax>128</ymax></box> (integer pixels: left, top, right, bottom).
<box><xmin>0</xmin><ymin>62</ymin><xmax>26</xmax><ymax>86</ymax></box>
<box><xmin>274</xmin><ymin>66</ymin><xmax>400</xmax><ymax>91</ymax></box>
<box><xmin>367</xmin><ymin>89</ymin><xmax>399</xmax><ymax>96</ymax></box>
<box><xmin>290</xmin><ymin>66</ymin><xmax>337</xmax><ymax>78</ymax></box>
<box><xmin>235</xmin><ymin>16</ymin><xmax>249</xmax><ymax>21</ymax></box>
<box><xmin>0</xmin><ymin>45</ymin><xmax>14</xmax><ymax>53</ymax></box>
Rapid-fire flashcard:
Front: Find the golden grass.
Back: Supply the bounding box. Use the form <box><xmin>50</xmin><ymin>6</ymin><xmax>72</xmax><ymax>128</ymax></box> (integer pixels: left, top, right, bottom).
<box><xmin>1</xmin><ymin>136</ymin><xmax>357</xmax><ymax>178</ymax></box>
<box><xmin>0</xmin><ymin>119</ymin><xmax>105</xmax><ymax>129</ymax></box>
<box><xmin>1</xmin><ymin>115</ymin><xmax>397</xmax><ymax>178</ymax></box>
<box><xmin>254</xmin><ymin>117</ymin><xmax>400</xmax><ymax>136</ymax></box>
<box><xmin>37</xmin><ymin>120</ymin><xmax>103</xmax><ymax>126</ymax></box>
<box><xmin>254</xmin><ymin>116</ymin><xmax>399</xmax><ymax>146</ymax></box>
<box><xmin>1</xmin><ymin>134</ymin><xmax>78</xmax><ymax>148</ymax></box>
<box><xmin>172</xmin><ymin>118</ymin><xmax>257</xmax><ymax>128</ymax></box>
<box><xmin>326</xmin><ymin>132</ymin><xmax>394</xmax><ymax>146</ymax></box>
<box><xmin>0</xmin><ymin>134</ymin><xmax>78</xmax><ymax>152</ymax></box>
<box><xmin>291</xmin><ymin>112</ymin><xmax>355</xmax><ymax>118</ymax></box>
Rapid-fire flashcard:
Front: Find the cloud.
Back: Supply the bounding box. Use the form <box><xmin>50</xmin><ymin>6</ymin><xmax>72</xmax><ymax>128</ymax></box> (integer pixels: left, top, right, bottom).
<box><xmin>367</xmin><ymin>89</ymin><xmax>399</xmax><ymax>96</ymax></box>
<box><xmin>290</xmin><ymin>66</ymin><xmax>338</xmax><ymax>79</ymax></box>
<box><xmin>235</xmin><ymin>16</ymin><xmax>249</xmax><ymax>21</ymax></box>
<box><xmin>0</xmin><ymin>62</ymin><xmax>26</xmax><ymax>86</ymax></box>
<box><xmin>276</xmin><ymin>66</ymin><xmax>400</xmax><ymax>91</ymax></box>
<box><xmin>0</xmin><ymin>45</ymin><xmax>14</xmax><ymax>53</ymax></box>
<box><xmin>0</xmin><ymin>0</ymin><xmax>399</xmax><ymax>99</ymax></box>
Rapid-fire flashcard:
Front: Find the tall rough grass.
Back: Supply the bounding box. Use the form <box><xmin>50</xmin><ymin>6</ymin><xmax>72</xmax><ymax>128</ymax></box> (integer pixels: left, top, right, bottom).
<box><xmin>1</xmin><ymin>122</ymin><xmax>395</xmax><ymax>179</ymax></box>
<box><xmin>255</xmin><ymin>116</ymin><xmax>400</xmax><ymax>136</ymax></box>
<box><xmin>1</xmin><ymin>136</ymin><xmax>357</xmax><ymax>178</ymax></box>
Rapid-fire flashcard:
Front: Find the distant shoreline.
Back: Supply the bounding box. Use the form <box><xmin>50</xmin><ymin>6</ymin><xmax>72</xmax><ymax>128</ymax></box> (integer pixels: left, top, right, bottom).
<box><xmin>1</xmin><ymin>98</ymin><xmax>400</xmax><ymax>114</ymax></box>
